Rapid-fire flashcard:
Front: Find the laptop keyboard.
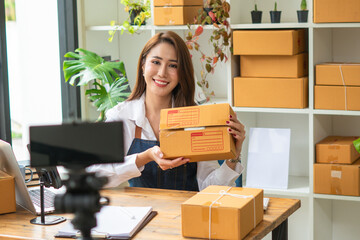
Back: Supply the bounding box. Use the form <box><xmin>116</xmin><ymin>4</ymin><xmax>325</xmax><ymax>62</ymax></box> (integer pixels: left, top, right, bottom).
<box><xmin>29</xmin><ymin>188</ymin><xmax>56</xmax><ymax>209</ymax></box>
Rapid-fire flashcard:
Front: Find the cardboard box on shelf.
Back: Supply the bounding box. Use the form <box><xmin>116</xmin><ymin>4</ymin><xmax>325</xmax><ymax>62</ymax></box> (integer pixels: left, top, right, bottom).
<box><xmin>153</xmin><ymin>0</ymin><xmax>203</xmax><ymax>6</ymax></box>
<box><xmin>0</xmin><ymin>170</ymin><xmax>16</xmax><ymax>214</ymax></box>
<box><xmin>182</xmin><ymin>185</ymin><xmax>263</xmax><ymax>240</ymax></box>
<box><xmin>154</xmin><ymin>6</ymin><xmax>201</xmax><ymax>25</ymax></box>
<box><xmin>316</xmin><ymin>63</ymin><xmax>360</xmax><ymax>86</ymax></box>
<box><xmin>316</xmin><ymin>136</ymin><xmax>360</xmax><ymax>164</ymax></box>
<box><xmin>240</xmin><ymin>53</ymin><xmax>308</xmax><ymax>78</ymax></box>
<box><xmin>314</xmin><ymin>85</ymin><xmax>360</xmax><ymax>111</ymax></box>
<box><xmin>314</xmin><ymin>0</ymin><xmax>360</xmax><ymax>23</ymax></box>
<box><xmin>233</xmin><ymin>77</ymin><xmax>308</xmax><ymax>109</ymax></box>
<box><xmin>159</xmin><ymin>103</ymin><xmax>236</xmax><ymax>162</ymax></box>
<box><xmin>314</xmin><ymin>159</ymin><xmax>360</xmax><ymax>196</ymax></box>
<box><xmin>233</xmin><ymin>29</ymin><xmax>306</xmax><ymax>56</ymax></box>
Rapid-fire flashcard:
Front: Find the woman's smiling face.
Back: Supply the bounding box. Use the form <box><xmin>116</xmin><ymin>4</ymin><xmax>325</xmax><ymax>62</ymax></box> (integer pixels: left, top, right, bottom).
<box><xmin>143</xmin><ymin>42</ymin><xmax>179</xmax><ymax>98</ymax></box>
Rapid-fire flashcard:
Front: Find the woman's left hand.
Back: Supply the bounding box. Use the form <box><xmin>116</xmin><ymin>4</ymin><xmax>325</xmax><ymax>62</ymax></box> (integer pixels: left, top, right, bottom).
<box><xmin>226</xmin><ymin>112</ymin><xmax>246</xmax><ymax>159</ymax></box>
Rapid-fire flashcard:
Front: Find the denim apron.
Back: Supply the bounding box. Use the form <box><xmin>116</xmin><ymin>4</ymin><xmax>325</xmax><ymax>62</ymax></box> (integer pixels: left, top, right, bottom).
<box><xmin>128</xmin><ymin>126</ymin><xmax>199</xmax><ymax>191</ymax></box>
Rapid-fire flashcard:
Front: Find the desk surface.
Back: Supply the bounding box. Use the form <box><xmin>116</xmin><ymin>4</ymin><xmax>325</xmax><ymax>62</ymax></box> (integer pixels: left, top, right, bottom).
<box><xmin>0</xmin><ymin>187</ymin><xmax>300</xmax><ymax>240</ymax></box>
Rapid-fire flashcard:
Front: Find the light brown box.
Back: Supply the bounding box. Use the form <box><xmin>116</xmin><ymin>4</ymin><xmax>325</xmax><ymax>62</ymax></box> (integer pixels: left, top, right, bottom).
<box><xmin>233</xmin><ymin>29</ymin><xmax>306</xmax><ymax>56</ymax></box>
<box><xmin>316</xmin><ymin>63</ymin><xmax>360</xmax><ymax>86</ymax></box>
<box><xmin>233</xmin><ymin>77</ymin><xmax>308</xmax><ymax>108</ymax></box>
<box><xmin>314</xmin><ymin>0</ymin><xmax>360</xmax><ymax>23</ymax></box>
<box><xmin>314</xmin><ymin>85</ymin><xmax>360</xmax><ymax>111</ymax></box>
<box><xmin>0</xmin><ymin>170</ymin><xmax>16</xmax><ymax>214</ymax></box>
<box><xmin>314</xmin><ymin>159</ymin><xmax>360</xmax><ymax>196</ymax></box>
<box><xmin>316</xmin><ymin>136</ymin><xmax>360</xmax><ymax>164</ymax></box>
<box><xmin>160</xmin><ymin>104</ymin><xmax>236</xmax><ymax>162</ymax></box>
<box><xmin>154</xmin><ymin>0</ymin><xmax>203</xmax><ymax>6</ymax></box>
<box><xmin>240</xmin><ymin>53</ymin><xmax>308</xmax><ymax>78</ymax></box>
<box><xmin>182</xmin><ymin>185</ymin><xmax>263</xmax><ymax>239</ymax></box>
<box><xmin>154</xmin><ymin>6</ymin><xmax>201</xmax><ymax>25</ymax></box>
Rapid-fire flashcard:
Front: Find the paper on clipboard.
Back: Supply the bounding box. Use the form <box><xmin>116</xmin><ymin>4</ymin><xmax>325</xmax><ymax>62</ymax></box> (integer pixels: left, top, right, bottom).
<box><xmin>245</xmin><ymin>128</ymin><xmax>291</xmax><ymax>189</ymax></box>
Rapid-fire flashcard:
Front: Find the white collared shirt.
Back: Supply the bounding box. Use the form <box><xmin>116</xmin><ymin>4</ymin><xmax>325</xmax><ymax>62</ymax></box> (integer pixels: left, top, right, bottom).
<box><xmin>88</xmin><ymin>94</ymin><xmax>243</xmax><ymax>190</ymax></box>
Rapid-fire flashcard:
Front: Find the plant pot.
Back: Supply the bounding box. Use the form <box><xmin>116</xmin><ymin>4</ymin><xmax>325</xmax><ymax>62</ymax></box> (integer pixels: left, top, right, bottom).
<box><xmin>297</xmin><ymin>10</ymin><xmax>308</xmax><ymax>23</ymax></box>
<box><xmin>270</xmin><ymin>11</ymin><xmax>281</xmax><ymax>23</ymax></box>
<box><xmin>130</xmin><ymin>9</ymin><xmax>146</xmax><ymax>25</ymax></box>
<box><xmin>251</xmin><ymin>11</ymin><xmax>262</xmax><ymax>23</ymax></box>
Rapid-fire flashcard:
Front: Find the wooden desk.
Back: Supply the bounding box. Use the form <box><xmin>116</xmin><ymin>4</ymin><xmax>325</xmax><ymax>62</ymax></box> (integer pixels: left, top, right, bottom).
<box><xmin>0</xmin><ymin>187</ymin><xmax>300</xmax><ymax>240</ymax></box>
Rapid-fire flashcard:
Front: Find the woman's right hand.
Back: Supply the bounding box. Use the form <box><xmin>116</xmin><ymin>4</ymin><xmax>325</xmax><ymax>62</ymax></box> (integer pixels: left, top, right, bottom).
<box><xmin>146</xmin><ymin>146</ymin><xmax>189</xmax><ymax>170</ymax></box>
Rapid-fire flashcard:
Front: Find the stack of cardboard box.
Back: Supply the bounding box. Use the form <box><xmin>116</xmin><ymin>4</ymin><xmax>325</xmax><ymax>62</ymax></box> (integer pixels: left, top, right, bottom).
<box><xmin>153</xmin><ymin>0</ymin><xmax>202</xmax><ymax>26</ymax></box>
<box><xmin>232</xmin><ymin>29</ymin><xmax>308</xmax><ymax>109</ymax></box>
<box><xmin>315</xmin><ymin>63</ymin><xmax>360</xmax><ymax>111</ymax></box>
<box><xmin>314</xmin><ymin>136</ymin><xmax>360</xmax><ymax>196</ymax></box>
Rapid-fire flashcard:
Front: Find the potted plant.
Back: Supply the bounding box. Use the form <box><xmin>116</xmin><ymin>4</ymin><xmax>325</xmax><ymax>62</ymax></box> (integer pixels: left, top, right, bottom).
<box><xmin>297</xmin><ymin>0</ymin><xmax>308</xmax><ymax>23</ymax></box>
<box><xmin>185</xmin><ymin>0</ymin><xmax>231</xmax><ymax>100</ymax></box>
<box><xmin>108</xmin><ymin>0</ymin><xmax>150</xmax><ymax>41</ymax></box>
<box><xmin>251</xmin><ymin>1</ymin><xmax>262</xmax><ymax>24</ymax></box>
<box><xmin>270</xmin><ymin>1</ymin><xmax>281</xmax><ymax>23</ymax></box>
<box><xmin>63</xmin><ymin>48</ymin><xmax>131</xmax><ymax>122</ymax></box>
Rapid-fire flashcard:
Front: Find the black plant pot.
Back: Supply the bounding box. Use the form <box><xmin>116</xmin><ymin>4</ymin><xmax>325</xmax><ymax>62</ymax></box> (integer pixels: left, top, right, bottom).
<box><xmin>297</xmin><ymin>10</ymin><xmax>308</xmax><ymax>23</ymax></box>
<box><xmin>130</xmin><ymin>9</ymin><xmax>146</xmax><ymax>25</ymax></box>
<box><xmin>251</xmin><ymin>11</ymin><xmax>262</xmax><ymax>24</ymax></box>
<box><xmin>270</xmin><ymin>11</ymin><xmax>281</xmax><ymax>23</ymax></box>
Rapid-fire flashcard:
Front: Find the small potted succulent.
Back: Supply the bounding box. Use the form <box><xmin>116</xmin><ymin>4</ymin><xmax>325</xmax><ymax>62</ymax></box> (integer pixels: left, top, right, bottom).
<box><xmin>297</xmin><ymin>0</ymin><xmax>308</xmax><ymax>23</ymax></box>
<box><xmin>270</xmin><ymin>1</ymin><xmax>281</xmax><ymax>23</ymax></box>
<box><xmin>251</xmin><ymin>1</ymin><xmax>262</xmax><ymax>24</ymax></box>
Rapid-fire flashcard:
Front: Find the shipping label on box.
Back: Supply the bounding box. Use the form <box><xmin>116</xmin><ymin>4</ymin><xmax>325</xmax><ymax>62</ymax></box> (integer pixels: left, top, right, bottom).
<box><xmin>314</xmin><ymin>159</ymin><xmax>360</xmax><ymax>196</ymax></box>
<box><xmin>182</xmin><ymin>185</ymin><xmax>263</xmax><ymax>240</ymax></box>
<box><xmin>240</xmin><ymin>53</ymin><xmax>308</xmax><ymax>78</ymax></box>
<box><xmin>154</xmin><ymin>6</ymin><xmax>201</xmax><ymax>25</ymax></box>
<box><xmin>234</xmin><ymin>77</ymin><xmax>308</xmax><ymax>109</ymax></box>
<box><xmin>154</xmin><ymin>0</ymin><xmax>203</xmax><ymax>6</ymax></box>
<box><xmin>314</xmin><ymin>85</ymin><xmax>360</xmax><ymax>111</ymax></box>
<box><xmin>314</xmin><ymin>0</ymin><xmax>360</xmax><ymax>23</ymax></box>
<box><xmin>233</xmin><ymin>29</ymin><xmax>306</xmax><ymax>56</ymax></box>
<box><xmin>0</xmin><ymin>170</ymin><xmax>16</xmax><ymax>214</ymax></box>
<box><xmin>316</xmin><ymin>136</ymin><xmax>360</xmax><ymax>164</ymax></box>
<box><xmin>316</xmin><ymin>63</ymin><xmax>360</xmax><ymax>86</ymax></box>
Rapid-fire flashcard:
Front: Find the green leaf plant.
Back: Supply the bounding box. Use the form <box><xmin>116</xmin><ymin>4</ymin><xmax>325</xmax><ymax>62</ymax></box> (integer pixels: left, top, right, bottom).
<box><xmin>108</xmin><ymin>0</ymin><xmax>151</xmax><ymax>42</ymax></box>
<box><xmin>354</xmin><ymin>138</ymin><xmax>360</xmax><ymax>154</ymax></box>
<box><xmin>300</xmin><ymin>0</ymin><xmax>307</xmax><ymax>10</ymax></box>
<box><xmin>185</xmin><ymin>0</ymin><xmax>231</xmax><ymax>101</ymax></box>
<box><xmin>63</xmin><ymin>48</ymin><xmax>130</xmax><ymax>122</ymax></box>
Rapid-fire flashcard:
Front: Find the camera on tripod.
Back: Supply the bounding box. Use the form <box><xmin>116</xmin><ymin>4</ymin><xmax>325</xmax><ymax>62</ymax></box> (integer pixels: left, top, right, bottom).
<box><xmin>30</xmin><ymin>121</ymin><xmax>125</xmax><ymax>240</ymax></box>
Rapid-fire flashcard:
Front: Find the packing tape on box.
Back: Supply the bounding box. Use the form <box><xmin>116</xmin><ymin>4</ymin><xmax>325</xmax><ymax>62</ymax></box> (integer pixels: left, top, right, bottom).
<box><xmin>330</xmin><ymin>165</ymin><xmax>342</xmax><ymax>195</ymax></box>
<box><xmin>198</xmin><ymin>187</ymin><xmax>256</xmax><ymax>239</ymax></box>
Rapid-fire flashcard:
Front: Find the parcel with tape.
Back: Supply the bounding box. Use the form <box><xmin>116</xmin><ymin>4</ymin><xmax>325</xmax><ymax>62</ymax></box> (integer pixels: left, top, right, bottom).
<box><xmin>159</xmin><ymin>103</ymin><xmax>236</xmax><ymax>162</ymax></box>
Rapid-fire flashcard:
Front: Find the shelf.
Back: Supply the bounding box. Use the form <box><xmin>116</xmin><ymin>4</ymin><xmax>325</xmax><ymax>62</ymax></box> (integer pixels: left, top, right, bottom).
<box><xmin>314</xmin><ymin>194</ymin><xmax>360</xmax><ymax>202</ymax></box>
<box><xmin>87</xmin><ymin>24</ymin><xmax>217</xmax><ymax>31</ymax></box>
<box><xmin>260</xmin><ymin>176</ymin><xmax>310</xmax><ymax>197</ymax></box>
<box><xmin>233</xmin><ymin>107</ymin><xmax>310</xmax><ymax>114</ymax></box>
<box><xmin>313</xmin><ymin>109</ymin><xmax>360</xmax><ymax>116</ymax></box>
<box><xmin>312</xmin><ymin>23</ymin><xmax>360</xmax><ymax>28</ymax></box>
<box><xmin>231</xmin><ymin>23</ymin><xmax>309</xmax><ymax>29</ymax></box>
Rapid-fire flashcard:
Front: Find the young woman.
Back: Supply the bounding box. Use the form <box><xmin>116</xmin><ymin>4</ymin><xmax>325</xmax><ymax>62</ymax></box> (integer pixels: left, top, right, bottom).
<box><xmin>89</xmin><ymin>31</ymin><xmax>246</xmax><ymax>191</ymax></box>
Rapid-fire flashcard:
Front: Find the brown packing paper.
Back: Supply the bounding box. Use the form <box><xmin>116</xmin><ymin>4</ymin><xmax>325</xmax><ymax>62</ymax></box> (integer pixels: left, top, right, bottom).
<box><xmin>316</xmin><ymin>63</ymin><xmax>360</xmax><ymax>86</ymax></box>
<box><xmin>0</xmin><ymin>170</ymin><xmax>16</xmax><ymax>214</ymax></box>
<box><xmin>182</xmin><ymin>186</ymin><xmax>263</xmax><ymax>239</ymax></box>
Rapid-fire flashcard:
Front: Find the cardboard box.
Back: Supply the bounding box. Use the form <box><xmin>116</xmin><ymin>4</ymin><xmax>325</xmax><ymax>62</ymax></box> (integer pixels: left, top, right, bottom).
<box><xmin>314</xmin><ymin>85</ymin><xmax>360</xmax><ymax>110</ymax></box>
<box><xmin>316</xmin><ymin>63</ymin><xmax>360</xmax><ymax>86</ymax></box>
<box><xmin>233</xmin><ymin>29</ymin><xmax>306</xmax><ymax>56</ymax></box>
<box><xmin>240</xmin><ymin>53</ymin><xmax>308</xmax><ymax>78</ymax></box>
<box><xmin>0</xmin><ymin>170</ymin><xmax>16</xmax><ymax>214</ymax></box>
<box><xmin>316</xmin><ymin>136</ymin><xmax>360</xmax><ymax>164</ymax></box>
<box><xmin>182</xmin><ymin>185</ymin><xmax>263</xmax><ymax>239</ymax></box>
<box><xmin>154</xmin><ymin>6</ymin><xmax>202</xmax><ymax>25</ymax></box>
<box><xmin>314</xmin><ymin>0</ymin><xmax>360</xmax><ymax>23</ymax></box>
<box><xmin>154</xmin><ymin>0</ymin><xmax>203</xmax><ymax>6</ymax></box>
<box><xmin>234</xmin><ymin>77</ymin><xmax>308</xmax><ymax>108</ymax></box>
<box><xmin>160</xmin><ymin>104</ymin><xmax>236</xmax><ymax>162</ymax></box>
<box><xmin>314</xmin><ymin>159</ymin><xmax>360</xmax><ymax>196</ymax></box>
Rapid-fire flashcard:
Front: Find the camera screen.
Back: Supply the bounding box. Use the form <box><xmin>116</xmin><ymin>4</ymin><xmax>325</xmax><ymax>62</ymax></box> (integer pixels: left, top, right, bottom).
<box><xmin>30</xmin><ymin>121</ymin><xmax>124</xmax><ymax>167</ymax></box>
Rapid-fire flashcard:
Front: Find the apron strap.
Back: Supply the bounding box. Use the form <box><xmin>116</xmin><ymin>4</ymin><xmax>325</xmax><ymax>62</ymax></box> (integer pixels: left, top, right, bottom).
<box><xmin>135</xmin><ymin>125</ymin><xmax>142</xmax><ymax>139</ymax></box>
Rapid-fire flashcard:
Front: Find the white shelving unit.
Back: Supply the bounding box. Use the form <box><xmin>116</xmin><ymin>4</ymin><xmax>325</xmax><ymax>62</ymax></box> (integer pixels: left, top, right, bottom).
<box><xmin>77</xmin><ymin>0</ymin><xmax>360</xmax><ymax>239</ymax></box>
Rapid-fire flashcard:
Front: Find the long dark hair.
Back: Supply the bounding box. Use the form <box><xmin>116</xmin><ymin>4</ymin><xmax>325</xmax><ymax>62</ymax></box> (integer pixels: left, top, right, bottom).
<box><xmin>128</xmin><ymin>31</ymin><xmax>196</xmax><ymax>107</ymax></box>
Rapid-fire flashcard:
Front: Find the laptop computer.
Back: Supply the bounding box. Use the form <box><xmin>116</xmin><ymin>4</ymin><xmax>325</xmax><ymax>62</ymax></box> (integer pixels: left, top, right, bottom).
<box><xmin>0</xmin><ymin>139</ymin><xmax>64</xmax><ymax>215</ymax></box>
